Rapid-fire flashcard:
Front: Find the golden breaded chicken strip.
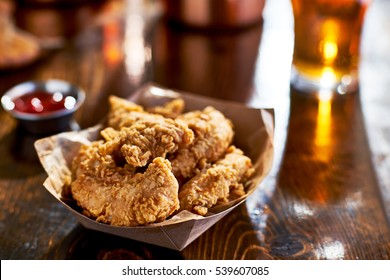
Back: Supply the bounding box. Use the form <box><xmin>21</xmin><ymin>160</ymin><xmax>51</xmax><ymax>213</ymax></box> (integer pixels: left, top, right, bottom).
<box><xmin>107</xmin><ymin>95</ymin><xmax>144</xmax><ymax>129</ymax></box>
<box><xmin>179</xmin><ymin>146</ymin><xmax>254</xmax><ymax>216</ymax></box>
<box><xmin>146</xmin><ymin>98</ymin><xmax>185</xmax><ymax>119</ymax></box>
<box><xmin>170</xmin><ymin>106</ymin><xmax>234</xmax><ymax>180</ymax></box>
<box><xmin>107</xmin><ymin>95</ymin><xmax>185</xmax><ymax>129</ymax></box>
<box><xmin>99</xmin><ymin>117</ymin><xmax>194</xmax><ymax>167</ymax></box>
<box><xmin>71</xmin><ymin>143</ymin><xmax>179</xmax><ymax>226</ymax></box>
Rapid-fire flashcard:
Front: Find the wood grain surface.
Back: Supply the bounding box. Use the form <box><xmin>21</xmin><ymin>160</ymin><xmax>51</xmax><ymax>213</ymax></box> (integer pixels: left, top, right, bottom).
<box><xmin>1</xmin><ymin>0</ymin><xmax>390</xmax><ymax>260</ymax></box>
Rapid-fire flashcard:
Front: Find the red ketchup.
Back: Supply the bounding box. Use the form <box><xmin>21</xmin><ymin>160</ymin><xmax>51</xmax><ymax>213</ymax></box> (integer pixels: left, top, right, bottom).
<box><xmin>12</xmin><ymin>91</ymin><xmax>72</xmax><ymax>114</ymax></box>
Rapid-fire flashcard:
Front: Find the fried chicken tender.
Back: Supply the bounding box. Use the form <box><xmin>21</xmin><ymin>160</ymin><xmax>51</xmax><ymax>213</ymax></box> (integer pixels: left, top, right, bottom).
<box><xmin>71</xmin><ymin>142</ymin><xmax>180</xmax><ymax>226</ymax></box>
<box><xmin>107</xmin><ymin>95</ymin><xmax>185</xmax><ymax>129</ymax></box>
<box><xmin>99</xmin><ymin>117</ymin><xmax>194</xmax><ymax>167</ymax></box>
<box><xmin>70</xmin><ymin>95</ymin><xmax>254</xmax><ymax>226</ymax></box>
<box><xmin>179</xmin><ymin>146</ymin><xmax>254</xmax><ymax>216</ymax></box>
<box><xmin>107</xmin><ymin>95</ymin><xmax>144</xmax><ymax>129</ymax></box>
<box><xmin>146</xmin><ymin>98</ymin><xmax>185</xmax><ymax>118</ymax></box>
<box><xmin>170</xmin><ymin>106</ymin><xmax>234</xmax><ymax>180</ymax></box>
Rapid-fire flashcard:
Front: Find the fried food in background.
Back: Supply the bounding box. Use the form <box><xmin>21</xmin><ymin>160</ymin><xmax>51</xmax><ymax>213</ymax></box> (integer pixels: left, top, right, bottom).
<box><xmin>0</xmin><ymin>3</ymin><xmax>40</xmax><ymax>70</ymax></box>
<box><xmin>70</xmin><ymin>96</ymin><xmax>254</xmax><ymax>226</ymax></box>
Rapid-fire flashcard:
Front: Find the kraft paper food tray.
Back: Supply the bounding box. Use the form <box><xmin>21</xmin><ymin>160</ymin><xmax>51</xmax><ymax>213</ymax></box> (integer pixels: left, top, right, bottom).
<box><xmin>34</xmin><ymin>83</ymin><xmax>274</xmax><ymax>251</ymax></box>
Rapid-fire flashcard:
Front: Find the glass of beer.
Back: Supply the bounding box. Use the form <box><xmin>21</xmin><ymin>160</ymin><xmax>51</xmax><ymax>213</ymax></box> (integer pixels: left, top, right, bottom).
<box><xmin>290</xmin><ymin>0</ymin><xmax>371</xmax><ymax>94</ymax></box>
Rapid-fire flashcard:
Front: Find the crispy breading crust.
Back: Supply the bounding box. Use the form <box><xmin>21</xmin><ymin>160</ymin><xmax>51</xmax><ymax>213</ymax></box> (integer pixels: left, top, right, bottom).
<box><xmin>70</xmin><ymin>96</ymin><xmax>254</xmax><ymax>226</ymax></box>
<box><xmin>178</xmin><ymin>146</ymin><xmax>254</xmax><ymax>215</ymax></box>
<box><xmin>171</xmin><ymin>106</ymin><xmax>235</xmax><ymax>180</ymax></box>
<box><xmin>71</xmin><ymin>142</ymin><xmax>180</xmax><ymax>226</ymax></box>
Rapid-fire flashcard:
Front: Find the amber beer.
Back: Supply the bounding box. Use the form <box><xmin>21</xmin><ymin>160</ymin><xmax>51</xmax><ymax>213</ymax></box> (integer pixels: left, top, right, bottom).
<box><xmin>291</xmin><ymin>0</ymin><xmax>370</xmax><ymax>93</ymax></box>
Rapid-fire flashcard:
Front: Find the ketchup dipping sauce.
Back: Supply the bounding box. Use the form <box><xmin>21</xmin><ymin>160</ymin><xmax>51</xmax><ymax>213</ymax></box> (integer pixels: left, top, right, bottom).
<box><xmin>12</xmin><ymin>90</ymin><xmax>77</xmax><ymax>114</ymax></box>
<box><xmin>1</xmin><ymin>80</ymin><xmax>85</xmax><ymax>134</ymax></box>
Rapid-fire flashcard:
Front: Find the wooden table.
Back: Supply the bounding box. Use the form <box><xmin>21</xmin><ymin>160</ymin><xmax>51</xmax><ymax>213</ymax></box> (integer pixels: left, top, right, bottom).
<box><xmin>1</xmin><ymin>0</ymin><xmax>390</xmax><ymax>260</ymax></box>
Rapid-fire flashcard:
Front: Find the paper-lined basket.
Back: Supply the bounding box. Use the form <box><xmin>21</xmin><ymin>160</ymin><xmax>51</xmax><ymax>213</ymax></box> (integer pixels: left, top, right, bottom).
<box><xmin>34</xmin><ymin>84</ymin><xmax>274</xmax><ymax>251</ymax></box>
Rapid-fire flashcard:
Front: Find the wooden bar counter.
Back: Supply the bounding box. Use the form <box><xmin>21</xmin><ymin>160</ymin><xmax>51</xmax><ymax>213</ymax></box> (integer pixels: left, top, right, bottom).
<box><xmin>1</xmin><ymin>0</ymin><xmax>390</xmax><ymax>259</ymax></box>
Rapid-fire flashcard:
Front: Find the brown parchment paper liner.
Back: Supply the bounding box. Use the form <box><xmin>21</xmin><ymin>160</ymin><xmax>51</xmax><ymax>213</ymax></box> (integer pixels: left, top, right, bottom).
<box><xmin>34</xmin><ymin>83</ymin><xmax>274</xmax><ymax>251</ymax></box>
